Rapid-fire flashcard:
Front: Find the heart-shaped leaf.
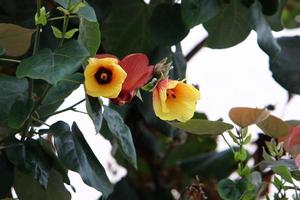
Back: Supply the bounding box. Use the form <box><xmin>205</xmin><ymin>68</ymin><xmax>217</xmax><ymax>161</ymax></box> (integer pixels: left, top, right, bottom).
<box><xmin>229</xmin><ymin>107</ymin><xmax>270</xmax><ymax>128</ymax></box>
<box><xmin>16</xmin><ymin>40</ymin><xmax>89</xmax><ymax>84</ymax></box>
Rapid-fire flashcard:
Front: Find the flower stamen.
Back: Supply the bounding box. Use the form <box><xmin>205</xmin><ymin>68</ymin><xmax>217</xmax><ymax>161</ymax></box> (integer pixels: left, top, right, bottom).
<box><xmin>95</xmin><ymin>67</ymin><xmax>112</xmax><ymax>84</ymax></box>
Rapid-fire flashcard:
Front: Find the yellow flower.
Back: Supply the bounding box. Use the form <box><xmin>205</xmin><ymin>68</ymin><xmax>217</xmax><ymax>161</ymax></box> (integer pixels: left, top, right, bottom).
<box><xmin>84</xmin><ymin>57</ymin><xmax>127</xmax><ymax>98</ymax></box>
<box><xmin>153</xmin><ymin>79</ymin><xmax>200</xmax><ymax>122</ymax></box>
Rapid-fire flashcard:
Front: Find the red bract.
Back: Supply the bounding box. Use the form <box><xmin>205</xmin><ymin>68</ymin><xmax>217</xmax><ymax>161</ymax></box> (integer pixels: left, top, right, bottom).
<box><xmin>284</xmin><ymin>125</ymin><xmax>300</xmax><ymax>156</ymax></box>
<box><xmin>97</xmin><ymin>53</ymin><xmax>154</xmax><ymax>105</ymax></box>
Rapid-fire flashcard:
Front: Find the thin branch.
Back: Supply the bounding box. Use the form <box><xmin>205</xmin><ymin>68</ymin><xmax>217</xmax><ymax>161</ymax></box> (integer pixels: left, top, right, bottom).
<box><xmin>185</xmin><ymin>37</ymin><xmax>207</xmax><ymax>62</ymax></box>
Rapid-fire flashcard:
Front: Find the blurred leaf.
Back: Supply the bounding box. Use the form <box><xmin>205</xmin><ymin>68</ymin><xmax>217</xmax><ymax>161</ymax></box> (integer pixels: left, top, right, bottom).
<box><xmin>7</xmin><ymin>99</ymin><xmax>34</xmax><ymax>129</ymax></box>
<box><xmin>0</xmin><ymin>124</ymin><xmax>15</xmax><ymax>141</ymax></box>
<box><xmin>217</xmin><ymin>178</ymin><xmax>247</xmax><ymax>200</ymax></box>
<box><xmin>181</xmin><ymin>0</ymin><xmax>222</xmax><ymax>28</ymax></box>
<box><xmin>179</xmin><ymin>148</ymin><xmax>236</xmax><ymax>180</ymax></box>
<box><xmin>164</xmin><ymin>136</ymin><xmax>217</xmax><ymax>166</ymax></box>
<box><xmin>64</xmin><ymin>28</ymin><xmax>78</xmax><ymax>39</ymax></box>
<box><xmin>103</xmin><ymin>106</ymin><xmax>137</xmax><ymax>168</ymax></box>
<box><xmin>0</xmin><ymin>23</ymin><xmax>35</xmax><ymax>57</ymax></box>
<box><xmin>169</xmin><ymin>119</ymin><xmax>233</xmax><ymax>136</ymax></box>
<box><xmin>249</xmin><ymin>1</ymin><xmax>281</xmax><ymax>58</ymax></box>
<box><xmin>149</xmin><ymin>3</ymin><xmax>189</xmax><ymax>46</ymax></box>
<box><xmin>78</xmin><ymin>18</ymin><xmax>101</xmax><ymax>56</ymax></box>
<box><xmin>291</xmin><ymin>170</ymin><xmax>300</xmax><ymax>181</ymax></box>
<box><xmin>257</xmin><ymin>115</ymin><xmax>290</xmax><ymax>138</ymax></box>
<box><xmin>85</xmin><ymin>95</ymin><xmax>103</xmax><ymax>133</ymax></box>
<box><xmin>5</xmin><ymin>139</ymin><xmax>52</xmax><ymax>188</ymax></box>
<box><xmin>229</xmin><ymin>107</ymin><xmax>269</xmax><ymax>128</ymax></box>
<box><xmin>203</xmin><ymin>0</ymin><xmax>251</xmax><ymax>48</ymax></box>
<box><xmin>16</xmin><ymin>40</ymin><xmax>89</xmax><ymax>84</ymax></box>
<box><xmin>266</xmin><ymin>0</ymin><xmax>287</xmax><ymax>31</ymax></box>
<box><xmin>14</xmin><ymin>168</ymin><xmax>71</xmax><ymax>200</ymax></box>
<box><xmin>272</xmin><ymin>165</ymin><xmax>294</xmax><ymax>184</ymax></box>
<box><xmin>50</xmin><ymin>121</ymin><xmax>113</xmax><ymax>197</ymax></box>
<box><xmin>101</xmin><ymin>0</ymin><xmax>155</xmax><ymax>58</ymax></box>
<box><xmin>282</xmin><ymin>0</ymin><xmax>300</xmax><ymax>29</ymax></box>
<box><xmin>0</xmin><ymin>75</ymin><xmax>28</xmax><ymax>122</ymax></box>
<box><xmin>0</xmin><ymin>153</ymin><xmax>13</xmax><ymax>199</ymax></box>
<box><xmin>285</xmin><ymin>120</ymin><xmax>300</xmax><ymax>127</ymax></box>
<box><xmin>269</xmin><ymin>36</ymin><xmax>300</xmax><ymax>94</ymax></box>
<box><xmin>259</xmin><ymin>159</ymin><xmax>298</xmax><ymax>171</ymax></box>
<box><xmin>248</xmin><ymin>171</ymin><xmax>262</xmax><ymax>191</ymax></box>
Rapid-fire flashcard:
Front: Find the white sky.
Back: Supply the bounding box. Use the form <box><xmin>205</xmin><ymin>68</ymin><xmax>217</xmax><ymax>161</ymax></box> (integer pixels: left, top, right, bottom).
<box><xmin>44</xmin><ymin>25</ymin><xmax>300</xmax><ymax>199</ymax></box>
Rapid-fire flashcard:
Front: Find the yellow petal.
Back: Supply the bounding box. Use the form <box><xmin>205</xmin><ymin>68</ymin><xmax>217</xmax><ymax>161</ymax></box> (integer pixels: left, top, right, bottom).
<box><xmin>84</xmin><ymin>57</ymin><xmax>127</xmax><ymax>98</ymax></box>
<box><xmin>152</xmin><ymin>79</ymin><xmax>200</xmax><ymax>122</ymax></box>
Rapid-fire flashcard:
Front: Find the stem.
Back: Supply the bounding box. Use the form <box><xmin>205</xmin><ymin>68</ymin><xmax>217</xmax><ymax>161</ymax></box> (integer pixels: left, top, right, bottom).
<box><xmin>48</xmin><ymin>15</ymin><xmax>78</xmax><ymax>21</ymax></box>
<box><xmin>32</xmin><ymin>116</ymin><xmax>50</xmax><ymax>127</ymax></box>
<box><xmin>33</xmin><ymin>0</ymin><xmax>42</xmax><ymax>55</ymax></box>
<box><xmin>222</xmin><ymin>133</ymin><xmax>235</xmax><ymax>153</ymax></box>
<box><xmin>0</xmin><ymin>58</ymin><xmax>21</xmax><ymax>63</ymax></box>
<box><xmin>43</xmin><ymin>99</ymin><xmax>86</xmax><ymax>118</ymax></box>
<box><xmin>185</xmin><ymin>37</ymin><xmax>207</xmax><ymax>62</ymax></box>
<box><xmin>58</xmin><ymin>14</ymin><xmax>70</xmax><ymax>47</ymax></box>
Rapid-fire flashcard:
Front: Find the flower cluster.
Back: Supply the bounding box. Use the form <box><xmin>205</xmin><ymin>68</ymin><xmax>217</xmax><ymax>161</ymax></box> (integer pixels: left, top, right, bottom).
<box><xmin>84</xmin><ymin>53</ymin><xmax>200</xmax><ymax>122</ymax></box>
<box><xmin>283</xmin><ymin>125</ymin><xmax>300</xmax><ymax>167</ymax></box>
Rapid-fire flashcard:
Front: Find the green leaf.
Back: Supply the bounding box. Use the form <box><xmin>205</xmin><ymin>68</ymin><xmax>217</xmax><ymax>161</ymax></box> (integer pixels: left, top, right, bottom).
<box><xmin>78</xmin><ymin>18</ymin><xmax>101</xmax><ymax>56</ymax></box>
<box><xmin>5</xmin><ymin>139</ymin><xmax>52</xmax><ymax>188</ymax></box>
<box><xmin>203</xmin><ymin>0</ymin><xmax>251</xmax><ymax>48</ymax></box>
<box><xmin>64</xmin><ymin>28</ymin><xmax>78</xmax><ymax>39</ymax></box>
<box><xmin>85</xmin><ymin>95</ymin><xmax>103</xmax><ymax>133</ymax></box>
<box><xmin>38</xmin><ymin>138</ymin><xmax>72</xmax><ymax>188</ymax></box>
<box><xmin>234</xmin><ymin>149</ymin><xmax>248</xmax><ymax>162</ymax></box>
<box><xmin>269</xmin><ymin>36</ymin><xmax>300</xmax><ymax>94</ymax></box>
<box><xmin>249</xmin><ymin>1</ymin><xmax>281</xmax><ymax>58</ymax></box>
<box><xmin>51</xmin><ymin>26</ymin><xmax>63</xmax><ymax>38</ymax></box>
<box><xmin>0</xmin><ymin>75</ymin><xmax>29</xmax><ymax>122</ymax></box>
<box><xmin>103</xmin><ymin>106</ymin><xmax>137</xmax><ymax>169</ymax></box>
<box><xmin>14</xmin><ymin>168</ymin><xmax>71</xmax><ymax>200</ymax></box>
<box><xmin>149</xmin><ymin>3</ymin><xmax>189</xmax><ymax>46</ymax></box>
<box><xmin>0</xmin><ymin>23</ymin><xmax>35</xmax><ymax>57</ymax></box>
<box><xmin>35</xmin><ymin>7</ymin><xmax>47</xmax><ymax>26</ymax></box>
<box><xmin>259</xmin><ymin>159</ymin><xmax>298</xmax><ymax>171</ymax></box>
<box><xmin>41</xmin><ymin>73</ymin><xmax>83</xmax><ymax>107</ymax></box>
<box><xmin>181</xmin><ymin>0</ymin><xmax>222</xmax><ymax>28</ymax></box>
<box><xmin>55</xmin><ymin>0</ymin><xmax>97</xmax><ymax>22</ymax></box>
<box><xmin>50</xmin><ymin>121</ymin><xmax>113</xmax><ymax>197</ymax></box>
<box><xmin>101</xmin><ymin>0</ymin><xmax>155</xmax><ymax>58</ymax></box>
<box><xmin>248</xmin><ymin>171</ymin><xmax>262</xmax><ymax>191</ymax></box>
<box><xmin>16</xmin><ymin>40</ymin><xmax>89</xmax><ymax>84</ymax></box>
<box><xmin>169</xmin><ymin>119</ymin><xmax>233</xmax><ymax>135</ymax></box>
<box><xmin>179</xmin><ymin>148</ymin><xmax>237</xmax><ymax>180</ymax></box>
<box><xmin>217</xmin><ymin>178</ymin><xmax>247</xmax><ymax>200</ymax></box>
<box><xmin>7</xmin><ymin>99</ymin><xmax>34</xmax><ymax>129</ymax></box>
<box><xmin>282</xmin><ymin>0</ymin><xmax>300</xmax><ymax>29</ymax></box>
<box><xmin>273</xmin><ymin>165</ymin><xmax>294</xmax><ymax>184</ymax></box>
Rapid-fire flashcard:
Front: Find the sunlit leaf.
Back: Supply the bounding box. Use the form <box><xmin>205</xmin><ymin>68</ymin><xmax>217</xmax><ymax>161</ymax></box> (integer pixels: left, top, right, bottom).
<box><xmin>0</xmin><ymin>23</ymin><xmax>35</xmax><ymax>57</ymax></box>
<box><xmin>257</xmin><ymin>115</ymin><xmax>290</xmax><ymax>138</ymax></box>
<box><xmin>229</xmin><ymin>107</ymin><xmax>269</xmax><ymax>128</ymax></box>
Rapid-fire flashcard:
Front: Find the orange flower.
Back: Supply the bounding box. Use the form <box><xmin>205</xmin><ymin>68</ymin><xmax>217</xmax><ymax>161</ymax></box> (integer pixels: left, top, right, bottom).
<box><xmin>153</xmin><ymin>79</ymin><xmax>200</xmax><ymax>122</ymax></box>
<box><xmin>111</xmin><ymin>54</ymin><xmax>153</xmax><ymax>105</ymax></box>
<box><xmin>84</xmin><ymin>57</ymin><xmax>127</xmax><ymax>98</ymax></box>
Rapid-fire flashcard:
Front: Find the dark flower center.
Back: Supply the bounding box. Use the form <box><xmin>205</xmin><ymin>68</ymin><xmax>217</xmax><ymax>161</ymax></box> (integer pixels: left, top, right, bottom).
<box><xmin>167</xmin><ymin>89</ymin><xmax>176</xmax><ymax>99</ymax></box>
<box><xmin>95</xmin><ymin>67</ymin><xmax>112</xmax><ymax>84</ymax></box>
